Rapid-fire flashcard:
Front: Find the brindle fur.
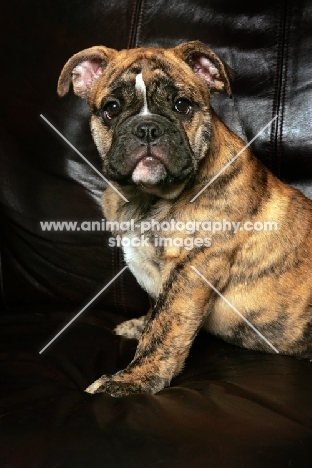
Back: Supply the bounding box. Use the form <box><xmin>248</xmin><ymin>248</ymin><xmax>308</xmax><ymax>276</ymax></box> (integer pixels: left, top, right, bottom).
<box><xmin>58</xmin><ymin>41</ymin><xmax>312</xmax><ymax>396</ymax></box>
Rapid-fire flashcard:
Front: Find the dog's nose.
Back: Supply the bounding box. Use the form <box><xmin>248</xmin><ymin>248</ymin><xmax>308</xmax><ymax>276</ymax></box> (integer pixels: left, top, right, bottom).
<box><xmin>133</xmin><ymin>121</ymin><xmax>164</xmax><ymax>143</ymax></box>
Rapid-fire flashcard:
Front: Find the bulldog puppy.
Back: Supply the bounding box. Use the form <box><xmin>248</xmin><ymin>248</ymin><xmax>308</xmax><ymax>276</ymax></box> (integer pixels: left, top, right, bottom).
<box><xmin>58</xmin><ymin>41</ymin><xmax>312</xmax><ymax>397</ymax></box>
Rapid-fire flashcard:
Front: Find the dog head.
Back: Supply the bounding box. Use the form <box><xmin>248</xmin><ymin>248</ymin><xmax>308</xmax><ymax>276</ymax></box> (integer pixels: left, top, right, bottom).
<box><xmin>58</xmin><ymin>41</ymin><xmax>233</xmax><ymax>199</ymax></box>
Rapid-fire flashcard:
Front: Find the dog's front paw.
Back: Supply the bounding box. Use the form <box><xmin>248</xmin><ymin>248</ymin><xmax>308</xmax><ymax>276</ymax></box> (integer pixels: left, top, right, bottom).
<box><xmin>85</xmin><ymin>376</ymin><xmax>143</xmax><ymax>397</ymax></box>
<box><xmin>85</xmin><ymin>372</ymin><xmax>167</xmax><ymax>397</ymax></box>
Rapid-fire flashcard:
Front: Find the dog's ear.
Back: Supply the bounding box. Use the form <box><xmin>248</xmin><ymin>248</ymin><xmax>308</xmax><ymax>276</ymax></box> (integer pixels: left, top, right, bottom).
<box><xmin>57</xmin><ymin>46</ymin><xmax>117</xmax><ymax>99</ymax></box>
<box><xmin>173</xmin><ymin>41</ymin><xmax>234</xmax><ymax>97</ymax></box>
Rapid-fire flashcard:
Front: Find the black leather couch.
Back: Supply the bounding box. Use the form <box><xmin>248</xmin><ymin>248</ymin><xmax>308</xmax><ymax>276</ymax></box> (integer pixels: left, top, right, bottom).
<box><xmin>1</xmin><ymin>1</ymin><xmax>312</xmax><ymax>466</ymax></box>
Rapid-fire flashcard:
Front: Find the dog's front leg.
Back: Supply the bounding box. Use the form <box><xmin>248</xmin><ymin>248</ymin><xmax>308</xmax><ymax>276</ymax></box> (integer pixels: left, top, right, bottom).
<box><xmin>85</xmin><ymin>261</ymin><xmax>225</xmax><ymax>397</ymax></box>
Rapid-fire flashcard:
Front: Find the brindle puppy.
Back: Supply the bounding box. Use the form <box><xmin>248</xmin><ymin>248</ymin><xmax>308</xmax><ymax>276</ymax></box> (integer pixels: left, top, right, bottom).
<box><xmin>58</xmin><ymin>41</ymin><xmax>312</xmax><ymax>396</ymax></box>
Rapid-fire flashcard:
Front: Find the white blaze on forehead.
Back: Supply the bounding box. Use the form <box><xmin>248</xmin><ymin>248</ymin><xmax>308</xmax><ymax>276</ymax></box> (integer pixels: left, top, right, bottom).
<box><xmin>135</xmin><ymin>73</ymin><xmax>150</xmax><ymax>115</ymax></box>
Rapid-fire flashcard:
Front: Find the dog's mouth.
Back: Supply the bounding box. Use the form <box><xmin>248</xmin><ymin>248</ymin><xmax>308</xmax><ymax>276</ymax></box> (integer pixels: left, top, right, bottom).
<box><xmin>131</xmin><ymin>153</ymin><xmax>167</xmax><ymax>187</ymax></box>
<box><xmin>107</xmin><ymin>144</ymin><xmax>194</xmax><ymax>192</ymax></box>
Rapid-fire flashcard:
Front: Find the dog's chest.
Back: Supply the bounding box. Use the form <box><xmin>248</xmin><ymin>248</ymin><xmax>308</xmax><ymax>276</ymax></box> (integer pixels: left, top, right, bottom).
<box><xmin>122</xmin><ymin>233</ymin><xmax>164</xmax><ymax>299</ymax></box>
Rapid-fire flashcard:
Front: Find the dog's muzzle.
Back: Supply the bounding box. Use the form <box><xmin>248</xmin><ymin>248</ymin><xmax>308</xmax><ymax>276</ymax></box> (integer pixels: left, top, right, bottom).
<box><xmin>106</xmin><ymin>114</ymin><xmax>195</xmax><ymax>187</ymax></box>
<box><xmin>130</xmin><ymin>119</ymin><xmax>167</xmax><ymax>187</ymax></box>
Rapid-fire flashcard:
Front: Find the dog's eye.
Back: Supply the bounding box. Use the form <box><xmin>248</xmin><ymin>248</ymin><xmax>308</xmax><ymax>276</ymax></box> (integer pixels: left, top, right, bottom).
<box><xmin>174</xmin><ymin>98</ymin><xmax>192</xmax><ymax>114</ymax></box>
<box><xmin>103</xmin><ymin>101</ymin><xmax>121</xmax><ymax>120</ymax></box>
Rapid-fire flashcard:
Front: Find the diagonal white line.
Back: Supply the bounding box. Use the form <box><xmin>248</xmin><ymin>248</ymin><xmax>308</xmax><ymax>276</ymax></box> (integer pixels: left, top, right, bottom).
<box><xmin>190</xmin><ymin>114</ymin><xmax>279</xmax><ymax>203</ymax></box>
<box><xmin>39</xmin><ymin>266</ymin><xmax>128</xmax><ymax>354</ymax></box>
<box><xmin>40</xmin><ymin>114</ymin><xmax>129</xmax><ymax>203</ymax></box>
<box><xmin>191</xmin><ymin>266</ymin><xmax>279</xmax><ymax>354</ymax></box>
